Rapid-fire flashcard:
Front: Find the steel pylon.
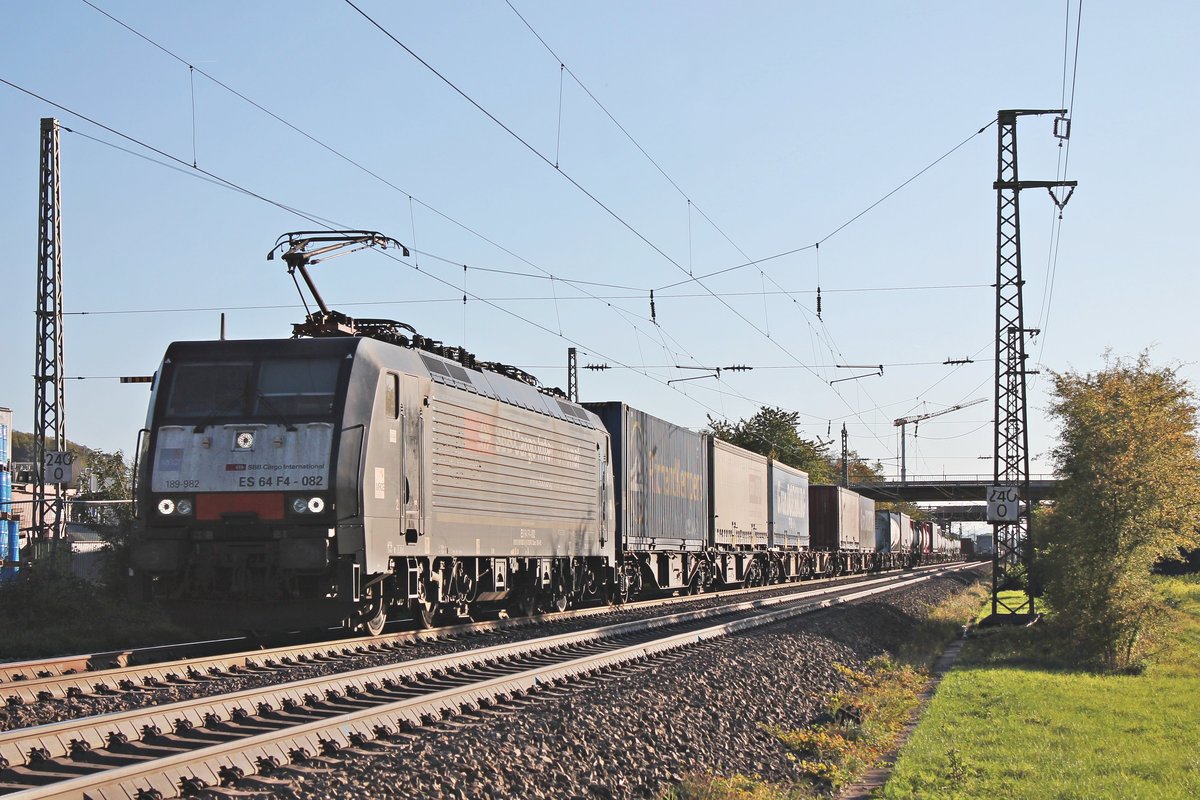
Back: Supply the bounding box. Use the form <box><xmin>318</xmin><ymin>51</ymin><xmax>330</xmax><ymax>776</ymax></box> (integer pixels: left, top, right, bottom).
<box><xmin>989</xmin><ymin>109</ymin><xmax>1076</xmax><ymax>621</ymax></box>
<box><xmin>34</xmin><ymin>117</ymin><xmax>66</xmax><ymax>541</ymax></box>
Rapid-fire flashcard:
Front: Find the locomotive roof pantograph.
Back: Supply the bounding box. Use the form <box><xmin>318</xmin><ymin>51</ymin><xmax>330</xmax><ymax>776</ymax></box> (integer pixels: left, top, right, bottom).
<box><xmin>267</xmin><ymin>229</ymin><xmax>570</xmax><ymax>401</ymax></box>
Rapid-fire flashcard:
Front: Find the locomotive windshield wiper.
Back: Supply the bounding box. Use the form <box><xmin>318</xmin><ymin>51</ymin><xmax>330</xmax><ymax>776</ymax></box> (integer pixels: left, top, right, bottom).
<box><xmin>254</xmin><ymin>391</ymin><xmax>298</xmax><ymax>432</ymax></box>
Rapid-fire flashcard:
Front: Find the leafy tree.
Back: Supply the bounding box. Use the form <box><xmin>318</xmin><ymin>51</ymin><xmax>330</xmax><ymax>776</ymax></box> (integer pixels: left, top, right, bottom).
<box><xmin>71</xmin><ymin>448</ymin><xmax>133</xmax><ymax>530</ymax></box>
<box><xmin>68</xmin><ymin>448</ymin><xmax>135</xmax><ymax>590</ymax></box>
<box><xmin>1040</xmin><ymin>352</ymin><xmax>1200</xmax><ymax>671</ymax></box>
<box><xmin>707</xmin><ymin>407</ymin><xmax>835</xmax><ymax>483</ymax></box>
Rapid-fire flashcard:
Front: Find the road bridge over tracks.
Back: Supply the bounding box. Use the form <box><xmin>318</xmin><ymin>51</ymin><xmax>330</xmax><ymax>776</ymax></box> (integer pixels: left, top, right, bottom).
<box><xmin>849</xmin><ymin>475</ymin><xmax>1060</xmax><ymax>504</ymax></box>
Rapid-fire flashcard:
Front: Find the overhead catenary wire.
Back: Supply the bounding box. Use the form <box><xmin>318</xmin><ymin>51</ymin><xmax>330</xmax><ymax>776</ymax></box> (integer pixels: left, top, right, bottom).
<box><xmin>91</xmin><ymin>0</ymin><xmax>987</xmax><ymax>461</ymax></box>
<box><xmin>67</xmin><ymin>2</ymin><xmax>737</xmax><ymax>394</ymax></box>
<box><xmin>8</xmin><ymin>79</ymin><xmax>837</xmax><ymax>464</ymax></box>
<box><xmin>36</xmin><ymin>3</ymin><xmax>1000</xmax><ymax>470</ymax></box>
<box><xmin>49</xmin><ymin>111</ymin><xmax>964</xmax><ymax>475</ymax></box>
<box><xmin>1034</xmin><ymin>0</ymin><xmax>1083</xmax><ymax>376</ymax></box>
<box><xmin>495</xmin><ymin>3</ymin><xmax>999</xmax><ymax>460</ymax></box>
<box><xmin>341</xmin><ymin>0</ymin><xmax>922</xmax><ymax>460</ymax></box>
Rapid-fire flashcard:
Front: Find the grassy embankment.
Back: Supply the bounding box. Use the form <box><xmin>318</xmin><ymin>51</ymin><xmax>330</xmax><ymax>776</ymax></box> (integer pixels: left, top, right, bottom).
<box><xmin>881</xmin><ymin>574</ymin><xmax>1200</xmax><ymax>799</ymax></box>
<box><xmin>672</xmin><ymin>575</ymin><xmax>1200</xmax><ymax>799</ymax></box>
<box><xmin>669</xmin><ymin>576</ymin><xmax>991</xmax><ymax>800</ymax></box>
<box><xmin>0</xmin><ymin>567</ymin><xmax>190</xmax><ymax>659</ymax></box>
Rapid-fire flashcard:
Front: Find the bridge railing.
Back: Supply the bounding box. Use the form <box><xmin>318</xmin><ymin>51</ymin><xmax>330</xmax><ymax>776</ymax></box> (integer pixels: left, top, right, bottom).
<box><xmin>853</xmin><ymin>474</ymin><xmax>1058</xmax><ymax>485</ymax></box>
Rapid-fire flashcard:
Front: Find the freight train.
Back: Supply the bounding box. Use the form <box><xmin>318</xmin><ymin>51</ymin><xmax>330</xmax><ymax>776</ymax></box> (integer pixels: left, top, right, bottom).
<box><xmin>129</xmin><ymin>232</ymin><xmax>956</xmax><ymax>633</ymax></box>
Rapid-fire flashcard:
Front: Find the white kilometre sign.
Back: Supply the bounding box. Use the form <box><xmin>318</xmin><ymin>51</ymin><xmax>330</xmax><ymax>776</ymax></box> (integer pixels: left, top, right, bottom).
<box><xmin>987</xmin><ymin>486</ymin><xmax>1019</xmax><ymax>523</ymax></box>
<box><xmin>43</xmin><ymin>450</ymin><xmax>80</xmax><ymax>486</ymax></box>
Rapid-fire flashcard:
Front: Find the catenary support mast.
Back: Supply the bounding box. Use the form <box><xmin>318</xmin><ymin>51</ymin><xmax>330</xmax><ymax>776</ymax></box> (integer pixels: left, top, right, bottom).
<box><xmin>34</xmin><ymin>117</ymin><xmax>66</xmax><ymax>542</ymax></box>
<box><xmin>567</xmin><ymin>347</ymin><xmax>578</xmax><ymax>403</ymax></box>
<box><xmin>990</xmin><ymin>109</ymin><xmax>1076</xmax><ymax>622</ymax></box>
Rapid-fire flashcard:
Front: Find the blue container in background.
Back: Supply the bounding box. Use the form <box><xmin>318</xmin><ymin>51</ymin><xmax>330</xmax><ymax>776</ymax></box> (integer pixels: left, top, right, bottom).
<box><xmin>0</xmin><ymin>407</ymin><xmax>18</xmax><ymax>579</ymax></box>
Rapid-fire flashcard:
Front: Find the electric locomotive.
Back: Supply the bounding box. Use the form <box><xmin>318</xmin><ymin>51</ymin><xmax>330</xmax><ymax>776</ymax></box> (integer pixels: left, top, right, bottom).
<box><xmin>130</xmin><ymin>232</ymin><xmax>615</xmax><ymax>632</ymax></box>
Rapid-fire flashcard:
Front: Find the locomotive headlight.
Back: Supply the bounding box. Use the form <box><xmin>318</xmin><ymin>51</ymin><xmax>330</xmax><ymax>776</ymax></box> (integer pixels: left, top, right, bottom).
<box><xmin>157</xmin><ymin>498</ymin><xmax>175</xmax><ymax>515</ymax></box>
<box><xmin>176</xmin><ymin>498</ymin><xmax>194</xmax><ymax>516</ymax></box>
<box><xmin>235</xmin><ymin>431</ymin><xmax>255</xmax><ymax>450</ymax></box>
<box><xmin>291</xmin><ymin>497</ymin><xmax>310</xmax><ymax>514</ymax></box>
<box><xmin>307</xmin><ymin>496</ymin><xmax>325</xmax><ymax>514</ymax></box>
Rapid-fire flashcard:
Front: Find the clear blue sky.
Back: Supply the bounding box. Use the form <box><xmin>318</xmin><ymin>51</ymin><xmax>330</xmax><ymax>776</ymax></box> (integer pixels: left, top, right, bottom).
<box><xmin>2</xmin><ymin>2</ymin><xmax>1196</xmax><ymax>483</ymax></box>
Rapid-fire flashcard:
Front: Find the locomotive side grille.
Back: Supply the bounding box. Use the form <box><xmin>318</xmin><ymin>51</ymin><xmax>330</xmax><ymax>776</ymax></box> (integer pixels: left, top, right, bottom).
<box><xmin>429</xmin><ymin>392</ymin><xmax>600</xmax><ymax>523</ymax></box>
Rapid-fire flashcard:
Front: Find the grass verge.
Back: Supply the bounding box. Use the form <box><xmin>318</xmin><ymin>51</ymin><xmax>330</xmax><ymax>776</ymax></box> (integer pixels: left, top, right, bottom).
<box><xmin>0</xmin><ymin>567</ymin><xmax>189</xmax><ymax>659</ymax></box>
<box><xmin>881</xmin><ymin>574</ymin><xmax>1200</xmax><ymax>799</ymax></box>
<box><xmin>668</xmin><ymin>578</ymin><xmax>989</xmax><ymax>800</ymax></box>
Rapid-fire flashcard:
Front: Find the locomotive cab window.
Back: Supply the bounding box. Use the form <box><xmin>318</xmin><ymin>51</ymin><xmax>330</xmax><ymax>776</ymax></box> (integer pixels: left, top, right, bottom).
<box><xmin>255</xmin><ymin>357</ymin><xmax>340</xmax><ymax>416</ymax></box>
<box><xmin>165</xmin><ymin>362</ymin><xmax>253</xmax><ymax>418</ymax></box>
<box><xmin>386</xmin><ymin>372</ymin><xmax>399</xmax><ymax>419</ymax></box>
<box><xmin>161</xmin><ymin>356</ymin><xmax>342</xmax><ymax>421</ymax></box>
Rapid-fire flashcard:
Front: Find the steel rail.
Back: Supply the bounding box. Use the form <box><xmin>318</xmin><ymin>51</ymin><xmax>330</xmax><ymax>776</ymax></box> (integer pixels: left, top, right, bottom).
<box><xmin>1</xmin><ymin>563</ymin><xmax>957</xmax><ymax>704</ymax></box>
<box><xmin>0</xmin><ymin>564</ymin><xmax>978</xmax><ymax>799</ymax></box>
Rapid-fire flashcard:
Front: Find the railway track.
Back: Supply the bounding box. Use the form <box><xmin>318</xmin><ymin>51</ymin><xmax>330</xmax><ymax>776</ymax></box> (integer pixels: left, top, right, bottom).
<box><xmin>0</xmin><ymin>564</ymin><xmax>955</xmax><ymax>708</ymax></box>
<box><xmin>0</xmin><ymin>563</ymin><xmax>975</xmax><ymax>799</ymax></box>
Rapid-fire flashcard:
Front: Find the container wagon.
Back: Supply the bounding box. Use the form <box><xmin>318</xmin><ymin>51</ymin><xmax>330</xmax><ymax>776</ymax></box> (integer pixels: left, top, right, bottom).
<box><xmin>809</xmin><ymin>485</ymin><xmax>866</xmax><ymax>574</ymax></box>
<box><xmin>583</xmin><ymin>401</ymin><xmax>708</xmax><ymax>598</ymax></box>
<box><xmin>768</xmin><ymin>460</ymin><xmax>818</xmax><ymax>579</ymax></box>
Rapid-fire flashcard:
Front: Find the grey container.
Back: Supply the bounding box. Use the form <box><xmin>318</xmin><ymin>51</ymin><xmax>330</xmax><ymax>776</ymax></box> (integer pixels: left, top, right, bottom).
<box><xmin>584</xmin><ymin>401</ymin><xmax>708</xmax><ymax>551</ymax></box>
<box><xmin>857</xmin><ymin>495</ymin><xmax>876</xmax><ymax>551</ymax></box>
<box><xmin>768</xmin><ymin>460</ymin><xmax>809</xmax><ymax>549</ymax></box>
<box><xmin>809</xmin><ymin>485</ymin><xmax>860</xmax><ymax>551</ymax></box>
<box><xmin>709</xmin><ymin>438</ymin><xmax>769</xmax><ymax>549</ymax></box>
<box><xmin>875</xmin><ymin>510</ymin><xmax>908</xmax><ymax>553</ymax></box>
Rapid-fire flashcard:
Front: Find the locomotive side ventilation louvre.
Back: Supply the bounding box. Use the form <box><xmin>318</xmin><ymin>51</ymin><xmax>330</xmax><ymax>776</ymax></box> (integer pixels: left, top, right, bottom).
<box><xmin>420</xmin><ymin>353</ymin><xmax>472</xmax><ymax>385</ymax></box>
<box><xmin>555</xmin><ymin>400</ymin><xmax>589</xmax><ymax>421</ymax></box>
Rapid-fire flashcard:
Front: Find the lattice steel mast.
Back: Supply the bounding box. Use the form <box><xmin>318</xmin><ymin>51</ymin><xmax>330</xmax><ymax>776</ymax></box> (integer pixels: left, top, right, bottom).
<box><xmin>34</xmin><ymin>117</ymin><xmax>66</xmax><ymax>541</ymax></box>
<box><xmin>990</xmin><ymin>109</ymin><xmax>1076</xmax><ymax>620</ymax></box>
<box><xmin>567</xmin><ymin>347</ymin><xmax>578</xmax><ymax>403</ymax></box>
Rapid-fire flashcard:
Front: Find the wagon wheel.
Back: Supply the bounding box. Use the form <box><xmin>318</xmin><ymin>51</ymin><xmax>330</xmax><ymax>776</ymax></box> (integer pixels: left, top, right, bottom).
<box><xmin>551</xmin><ymin>590</ymin><xmax>569</xmax><ymax>613</ymax></box>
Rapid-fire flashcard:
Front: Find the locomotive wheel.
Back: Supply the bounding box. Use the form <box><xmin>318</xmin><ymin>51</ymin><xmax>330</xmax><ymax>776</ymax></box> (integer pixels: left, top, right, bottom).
<box><xmin>508</xmin><ymin>588</ymin><xmax>537</xmax><ymax>618</ymax></box>
<box><xmin>415</xmin><ymin>574</ymin><xmax>438</xmax><ymax>628</ymax></box>
<box><xmin>416</xmin><ymin>601</ymin><xmax>438</xmax><ymax>628</ymax></box>
<box><xmin>353</xmin><ymin>584</ymin><xmax>387</xmax><ymax>636</ymax></box>
<box><xmin>358</xmin><ymin>603</ymin><xmax>387</xmax><ymax>636</ymax></box>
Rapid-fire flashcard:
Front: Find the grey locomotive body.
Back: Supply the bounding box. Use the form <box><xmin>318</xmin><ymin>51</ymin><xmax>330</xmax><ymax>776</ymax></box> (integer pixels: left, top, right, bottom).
<box><xmin>132</xmin><ymin>336</ymin><xmax>615</xmax><ymax>632</ymax></box>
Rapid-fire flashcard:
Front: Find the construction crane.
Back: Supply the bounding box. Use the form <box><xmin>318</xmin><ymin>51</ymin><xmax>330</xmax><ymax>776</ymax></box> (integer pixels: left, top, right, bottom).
<box><xmin>894</xmin><ymin>398</ymin><xmax>986</xmax><ymax>482</ymax></box>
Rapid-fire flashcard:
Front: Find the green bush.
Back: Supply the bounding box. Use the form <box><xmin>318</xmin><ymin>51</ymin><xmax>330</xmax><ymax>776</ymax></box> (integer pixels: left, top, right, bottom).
<box><xmin>0</xmin><ymin>565</ymin><xmax>185</xmax><ymax>658</ymax></box>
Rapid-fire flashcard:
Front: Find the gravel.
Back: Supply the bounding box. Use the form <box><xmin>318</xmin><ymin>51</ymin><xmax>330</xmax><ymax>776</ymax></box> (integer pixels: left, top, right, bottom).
<box><xmin>272</xmin><ymin>567</ymin><xmax>986</xmax><ymax>800</ymax></box>
<box><xmin>0</xmin><ymin>571</ymin><xmax>924</xmax><ymax>733</ymax></box>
